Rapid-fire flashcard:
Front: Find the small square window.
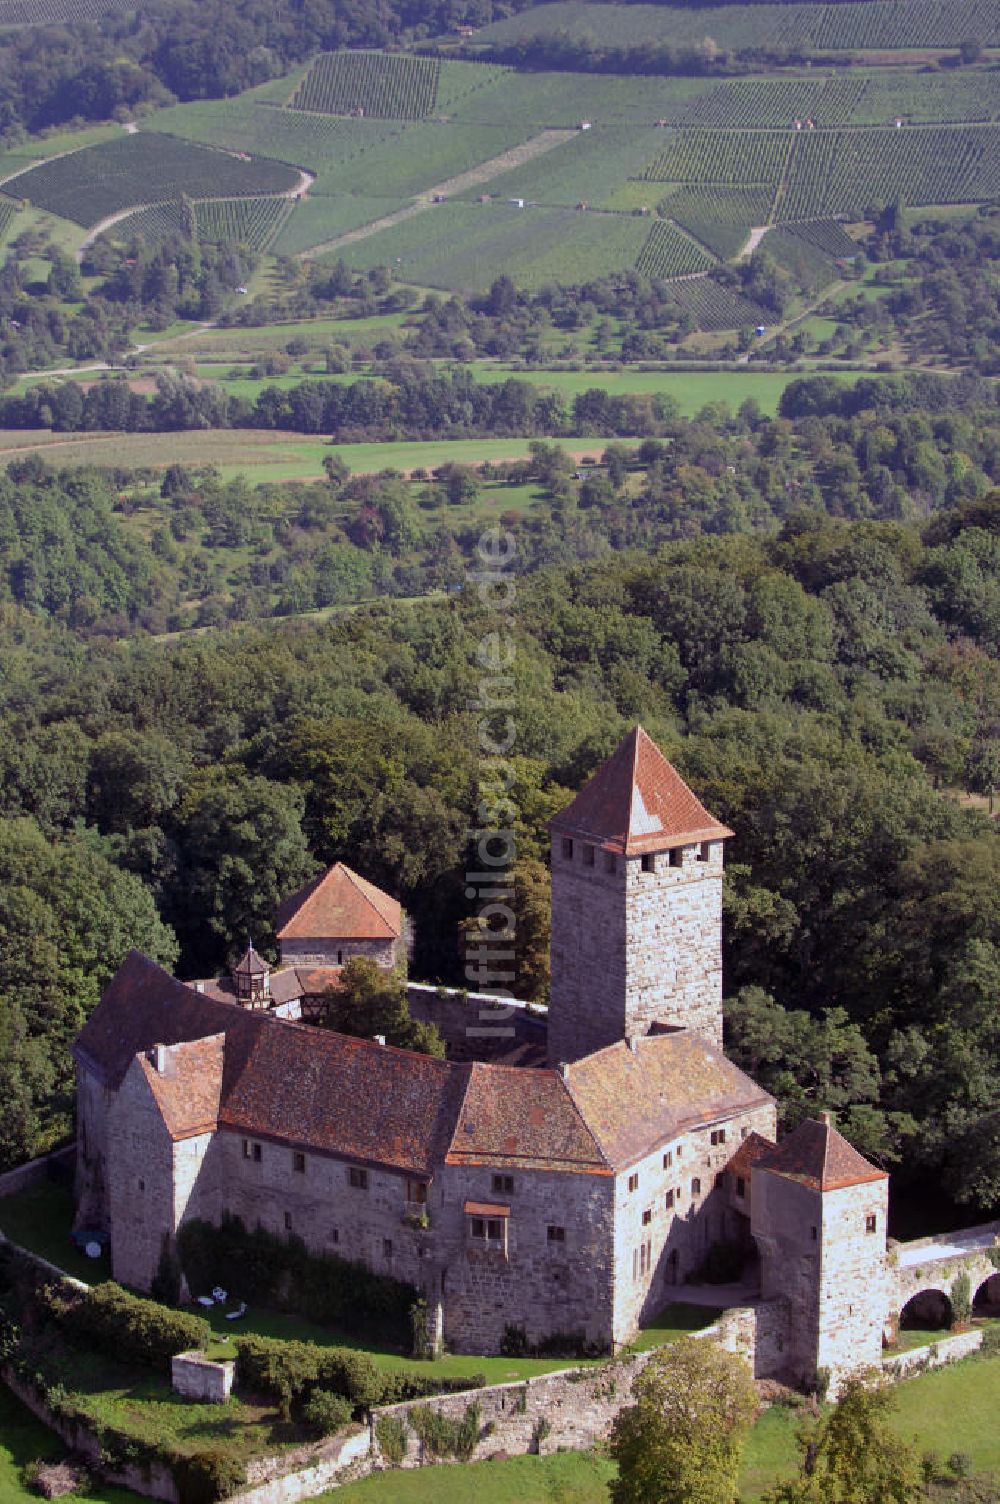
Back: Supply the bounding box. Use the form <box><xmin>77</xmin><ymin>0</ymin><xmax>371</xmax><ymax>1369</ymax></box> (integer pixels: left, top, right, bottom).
<box><xmin>698</xmin><ymin>841</ymin><xmax>712</xmax><ymax>862</ymax></box>
<box><xmin>741</xmin><ymin>1126</ymin><xmax>749</xmax><ymax>1139</ymax></box>
<box><xmin>641</xmin><ymin>853</ymin><xmax>655</xmax><ymax>873</ymax></box>
<box><xmin>252</xmin><ymin>1142</ymin><xmax>262</xmax><ymax>1162</ymax></box>
<box><xmin>866</xmin><ymin>1214</ymin><xmax>877</xmax><ymax>1235</ymax></box>
<box><xmin>293</xmin><ymin>1151</ymin><xmax>306</xmax><ymax>1173</ymax></box>
<box><xmin>583</xmin><ymin>844</ymin><xmax>595</xmax><ymax>867</ymax></box>
<box><xmin>562</xmin><ymin>837</ymin><xmax>574</xmax><ymax>860</ymax></box>
<box><xmin>407</xmin><ymin>1179</ymin><xmax>428</xmax><ymax>1204</ymax></box>
<box><xmin>642</xmin><ymin>1207</ymin><xmax>652</xmax><ymax>1226</ymax></box>
<box><xmin>138</xmin><ymin>1178</ymin><xmax>145</xmax><ymax>1193</ymax></box>
<box><xmin>676</xmin><ymin>1145</ymin><xmax>683</xmax><ymax>1157</ymax></box>
<box><xmin>691</xmin><ymin>1178</ymin><xmax>701</xmax><ymax>1196</ymax></box>
<box><xmin>628</xmin><ymin>1172</ymin><xmax>639</xmax><ymax>1193</ymax></box>
<box><xmin>383</xmin><ymin>1238</ymin><xmax>393</xmax><ymax>1258</ymax></box>
<box><xmin>736</xmin><ymin>1177</ymin><xmax>746</xmax><ymax>1198</ymax></box>
<box><xmin>811</xmin><ymin>1225</ymin><xmax>818</xmax><ymax>1241</ymax></box>
<box><xmin>284</xmin><ymin>1211</ymin><xmax>292</xmax><ymax>1231</ymax></box>
<box><xmin>349</xmin><ymin>1166</ymin><xmax>369</xmax><ymax>1190</ymax></box>
<box><xmin>715</xmin><ymin>1172</ymin><xmax>725</xmax><ymax>1189</ymax></box>
<box><xmin>487</xmin><ymin>1218</ymin><xmax>502</xmax><ymax>1240</ymax></box>
<box><xmin>669</xmin><ymin>847</ymin><xmax>683</xmax><ymax>868</ymax></box>
<box><xmin>471</xmin><ymin>1217</ymin><xmax>485</xmax><ymax>1238</ymax></box>
<box><xmin>605</xmin><ymin>851</ymin><xmax>617</xmax><ymax>874</ymax></box>
<box><xmin>331</xmin><ymin>1228</ymin><xmax>339</xmax><ymax>1245</ymax></box>
<box><xmin>665</xmin><ymin>1189</ymin><xmax>674</xmax><ymax>1209</ymax></box>
<box><xmin>547</xmin><ymin>1225</ymin><xmax>565</xmax><ymax>1243</ymax></box>
<box><xmin>711</xmin><ymin>1129</ymin><xmax>727</xmax><ymax>1146</ymax></box>
<box><xmin>663</xmin><ymin>1150</ymin><xmax>673</xmax><ymax>1168</ymax></box>
<box><xmin>492</xmin><ymin>1173</ymin><xmax>514</xmax><ymax>1195</ymax></box>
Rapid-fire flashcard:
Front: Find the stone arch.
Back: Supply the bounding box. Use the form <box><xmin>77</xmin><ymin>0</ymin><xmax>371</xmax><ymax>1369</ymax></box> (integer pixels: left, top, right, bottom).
<box><xmin>899</xmin><ymin>1287</ymin><xmax>953</xmax><ymax>1334</ymax></box>
<box><xmin>973</xmin><ymin>1271</ymin><xmax>1000</xmax><ymax>1317</ymax></box>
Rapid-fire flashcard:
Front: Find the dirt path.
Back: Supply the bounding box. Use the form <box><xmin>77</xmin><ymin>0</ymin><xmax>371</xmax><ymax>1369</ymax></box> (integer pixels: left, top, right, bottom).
<box><xmin>738</xmin><ymin>225</ymin><xmax>770</xmax><ymax>259</ymax></box>
<box><xmin>735</xmin><ymin>279</ymin><xmax>840</xmax><ymax>363</ymax></box>
<box><xmin>75</xmin><ymin>168</ymin><xmax>315</xmax><ymax>262</ymax></box>
<box><xmin>299</xmin><ymin>128</ymin><xmax>576</xmax><ymax>261</ymax></box>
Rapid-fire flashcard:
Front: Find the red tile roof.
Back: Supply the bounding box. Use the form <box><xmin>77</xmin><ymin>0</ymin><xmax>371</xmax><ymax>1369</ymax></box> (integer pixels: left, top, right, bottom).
<box><xmin>277</xmin><ymin>864</ymin><xmax>402</xmax><ymax>941</ymax></box>
<box><xmin>724</xmin><ymin>1131</ymin><xmax>775</xmax><ymax>1179</ymax></box>
<box><xmin>756</xmin><ymin>1117</ymin><xmax>887</xmax><ymax>1192</ymax></box>
<box><xmin>445</xmin><ymin>1062</ymin><xmax>609</xmax><ymax>1175</ymax></box>
<box><xmin>464</xmin><ymin>1201</ymin><xmax>511</xmax><ymax>1217</ymax></box>
<box><xmin>219</xmin><ymin>1023</ymin><xmax>465</xmax><ymax>1176</ymax></box>
<box><xmin>138</xmin><ymin>1035</ymin><xmax>225</xmax><ymax>1140</ymax></box>
<box><xmin>549</xmin><ymin>726</ymin><xmax>733</xmax><ymax>855</ymax></box>
<box><xmin>563</xmin><ymin>1033</ymin><xmax>772</xmax><ymax>1170</ymax></box>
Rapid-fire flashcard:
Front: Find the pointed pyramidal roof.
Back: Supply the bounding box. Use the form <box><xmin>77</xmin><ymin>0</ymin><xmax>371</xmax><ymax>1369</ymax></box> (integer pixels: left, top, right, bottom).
<box><xmin>277</xmin><ymin>863</ymin><xmax>402</xmax><ymax>942</ymax></box>
<box><xmin>550</xmin><ymin>726</ymin><xmax>733</xmax><ymax>856</ymax></box>
<box><xmin>756</xmin><ymin>1116</ymin><xmax>887</xmax><ymax>1192</ymax></box>
<box><xmin>232</xmin><ymin>941</ymin><xmax>269</xmax><ymax>978</ymax></box>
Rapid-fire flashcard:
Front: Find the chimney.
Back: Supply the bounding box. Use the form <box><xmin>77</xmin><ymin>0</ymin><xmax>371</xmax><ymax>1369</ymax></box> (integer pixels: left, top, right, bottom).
<box><xmin>374</xmin><ymin>1034</ymin><xmax>386</xmax><ymax>1047</ymax></box>
<box><xmin>149</xmin><ymin>1043</ymin><xmax>169</xmax><ymax>1073</ymax></box>
<box><xmin>558</xmin><ymin>1061</ymin><xmax>569</xmax><ymax>1079</ymax></box>
<box><xmin>195</xmin><ymin>982</ymin><xmax>205</xmax><ymax>994</ymax></box>
<box><xmin>627</xmin><ymin>1034</ymin><xmax>641</xmax><ymax>1053</ymax></box>
<box><xmin>819</xmin><ymin>1111</ymin><xmax>832</xmax><ymax>1127</ymax></box>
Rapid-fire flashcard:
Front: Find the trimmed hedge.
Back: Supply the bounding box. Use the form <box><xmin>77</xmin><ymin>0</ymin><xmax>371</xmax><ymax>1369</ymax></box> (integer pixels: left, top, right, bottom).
<box><xmin>235</xmin><ymin>1332</ymin><xmax>484</xmax><ymax>1411</ymax></box>
<box><xmin>178</xmin><ymin>1215</ymin><xmax>417</xmax><ymax>1347</ymax></box>
<box><xmin>62</xmin><ymin>1282</ymin><xmax>210</xmax><ymax>1373</ymax></box>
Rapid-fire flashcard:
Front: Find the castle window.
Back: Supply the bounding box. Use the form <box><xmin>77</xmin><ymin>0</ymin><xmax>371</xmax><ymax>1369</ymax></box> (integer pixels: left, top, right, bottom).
<box><xmin>866</xmin><ymin>1214</ymin><xmax>877</xmax><ymax>1234</ymax></box>
<box><xmin>331</xmin><ymin>1228</ymin><xmax>339</xmax><ymax>1245</ymax></box>
<box><xmin>736</xmin><ymin>1177</ymin><xmax>746</xmax><ymax>1198</ymax></box>
<box><xmin>698</xmin><ymin>841</ymin><xmax>712</xmax><ymax>862</ymax></box>
<box><xmin>349</xmin><ymin>1166</ymin><xmax>369</xmax><ymax>1190</ymax></box>
<box><xmin>639</xmin><ymin>1240</ymin><xmax>651</xmax><ymax>1276</ymax></box>
<box><xmin>583</xmin><ymin>844</ymin><xmax>595</xmax><ymax>867</ymax></box>
<box><xmin>337</xmin><ymin>950</ymin><xmax>343</xmax><ymax>964</ymax></box>
<box><xmin>407</xmin><ymin>1179</ymin><xmax>428</xmax><ymax>1204</ymax></box>
<box><xmin>663</xmin><ymin>1150</ymin><xmax>673</xmax><ymax>1168</ymax></box>
<box><xmin>669</xmin><ymin>847</ymin><xmax>683</xmax><ymax>869</ymax></box>
<box><xmin>561</xmin><ymin>837</ymin><xmax>574</xmax><ymax>860</ymax></box>
<box><xmin>547</xmin><ymin>1225</ymin><xmax>565</xmax><ymax>1243</ymax></box>
<box><xmin>691</xmin><ymin>1178</ymin><xmax>701</xmax><ymax>1196</ymax></box>
<box><xmin>811</xmin><ymin>1226</ymin><xmax>818</xmax><ymax>1241</ymax></box>
<box><xmin>741</xmin><ymin>1126</ymin><xmax>749</xmax><ymax>1139</ymax></box>
<box><xmin>470</xmin><ymin>1216</ymin><xmax>504</xmax><ymax>1244</ymax></box>
<box><xmin>242</xmin><ymin>1139</ymin><xmax>262</xmax><ymax>1163</ymax></box>
<box><xmin>293</xmin><ymin>1151</ymin><xmax>306</xmax><ymax>1174</ymax></box>
<box><xmin>642</xmin><ymin>1207</ymin><xmax>652</xmax><ymax>1226</ymax></box>
<box><xmin>492</xmin><ymin>1173</ymin><xmax>514</xmax><ymax>1195</ymax></box>
<box><xmin>383</xmin><ymin>1239</ymin><xmax>393</xmax><ymax>1258</ymax></box>
<box><xmin>711</xmin><ymin>1129</ymin><xmax>727</xmax><ymax>1146</ymax></box>
<box><xmin>284</xmin><ymin>1211</ymin><xmax>292</xmax><ymax>1231</ymax></box>
<box><xmin>138</xmin><ymin>1178</ymin><xmax>145</xmax><ymax>1193</ymax></box>
<box><xmin>715</xmin><ymin>1173</ymin><xmax>725</xmax><ymax>1189</ymax></box>
<box><xmin>665</xmin><ymin>1189</ymin><xmax>674</xmax><ymax>1209</ymax></box>
<box><xmin>641</xmin><ymin>853</ymin><xmax>655</xmax><ymax>874</ymax></box>
<box><xmin>605</xmin><ymin>851</ymin><xmax>617</xmax><ymax>874</ymax></box>
<box><xmin>628</xmin><ymin>1172</ymin><xmax>639</xmax><ymax>1193</ymax></box>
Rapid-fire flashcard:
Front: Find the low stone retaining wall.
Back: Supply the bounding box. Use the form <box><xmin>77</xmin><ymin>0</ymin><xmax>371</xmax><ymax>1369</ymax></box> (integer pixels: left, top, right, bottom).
<box><xmin>172</xmin><ymin>1350</ymin><xmax>234</xmax><ymax>1403</ymax></box>
<box><xmin>0</xmin><ymin>1145</ymin><xmax>75</xmax><ymax>1199</ymax></box>
<box><xmin>229</xmin><ymin>1432</ymin><xmax>372</xmax><ymax>1504</ymax></box>
<box><xmin>882</xmin><ymin>1327</ymin><xmax>984</xmax><ymax>1378</ymax></box>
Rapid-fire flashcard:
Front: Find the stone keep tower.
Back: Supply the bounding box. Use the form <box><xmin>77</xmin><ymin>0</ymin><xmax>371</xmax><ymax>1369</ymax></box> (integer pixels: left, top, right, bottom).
<box><xmin>751</xmin><ymin>1116</ymin><xmax>890</xmax><ymax>1391</ymax></box>
<box><xmin>547</xmin><ymin>726</ymin><xmax>733</xmax><ymax>1065</ymax></box>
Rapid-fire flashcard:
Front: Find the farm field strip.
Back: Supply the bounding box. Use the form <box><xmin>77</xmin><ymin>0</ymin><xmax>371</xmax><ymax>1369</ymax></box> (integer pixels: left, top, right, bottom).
<box><xmin>3</xmin><ymin>134</ymin><xmax>300</xmax><ymax>228</ymax></box>
<box><xmin>290</xmin><ymin>51</ymin><xmax>441</xmax><ymax>119</ymax></box>
<box><xmin>454</xmin><ymin>124</ymin><xmax>670</xmax><ymax>210</ymax></box>
<box><xmin>471</xmin><ymin>0</ymin><xmax>1000</xmax><ymax>53</ymax></box>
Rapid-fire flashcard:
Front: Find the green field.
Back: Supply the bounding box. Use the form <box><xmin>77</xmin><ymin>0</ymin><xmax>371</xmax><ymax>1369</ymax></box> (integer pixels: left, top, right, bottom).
<box><xmin>472</xmin><ymin>0</ymin><xmax>1000</xmax><ymax>53</ymax></box>
<box><xmin>3</xmin><ymin>134</ymin><xmax>299</xmax><ymax>228</ymax></box>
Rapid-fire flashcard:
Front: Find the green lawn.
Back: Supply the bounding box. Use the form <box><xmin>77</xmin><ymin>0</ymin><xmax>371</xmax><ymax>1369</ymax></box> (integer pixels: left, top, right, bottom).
<box><xmin>627</xmin><ymin>1301</ymin><xmax>722</xmax><ymax>1352</ymax></box>
<box><xmin>0</xmin><ymin>1185</ymin><xmax>105</xmax><ymax>1285</ymax></box>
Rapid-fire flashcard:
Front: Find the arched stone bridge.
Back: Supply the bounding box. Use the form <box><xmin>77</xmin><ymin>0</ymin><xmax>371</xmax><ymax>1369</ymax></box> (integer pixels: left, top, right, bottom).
<box><xmin>888</xmin><ymin>1220</ymin><xmax>1000</xmax><ymax>1337</ymax></box>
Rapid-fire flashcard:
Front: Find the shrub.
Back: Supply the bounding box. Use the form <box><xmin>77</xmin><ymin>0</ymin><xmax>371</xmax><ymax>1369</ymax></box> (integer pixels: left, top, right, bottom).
<box><xmin>62</xmin><ymin>1284</ymin><xmax>210</xmax><ymax>1372</ymax></box>
<box><xmin>178</xmin><ymin>1215</ymin><xmax>417</xmax><ymax>1346</ymax></box>
<box><xmin>303</xmin><ymin>1389</ymin><xmax>353</xmax><ymax>1436</ymax></box>
<box><xmin>951</xmin><ymin>1272</ymin><xmax>972</xmax><ymax>1327</ymax></box>
<box><xmin>234</xmin><ymin>1332</ymin><xmax>479</xmax><ymax>1411</ymax></box>
<box><xmin>980</xmin><ymin>1326</ymin><xmax>1000</xmax><ymax>1356</ymax></box>
<box><xmin>409</xmin><ymin>1401</ymin><xmax>481</xmax><ymax>1460</ymax></box>
<box><xmin>171</xmin><ymin>1449</ymin><xmax>247</xmax><ymax>1504</ymax></box>
<box><xmin>948</xmin><ymin>1452</ymin><xmax>974</xmax><ymax>1480</ymax></box>
<box><xmin>375</xmin><ymin>1413</ymin><xmax>407</xmax><ymax>1465</ymax></box>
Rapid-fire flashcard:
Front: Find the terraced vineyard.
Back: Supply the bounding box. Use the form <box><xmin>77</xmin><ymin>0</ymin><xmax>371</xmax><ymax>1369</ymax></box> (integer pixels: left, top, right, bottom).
<box><xmin>783</xmin><ymin>218</ymin><xmax>859</xmax><ymax>258</ymax></box>
<box><xmin>0</xmin><ymin>195</ymin><xmax>16</xmax><ymax>240</ymax></box>
<box><xmin>106</xmin><ymin>201</ymin><xmax>189</xmax><ymax>244</ymax></box>
<box><xmin>665</xmin><ymin>276</ymin><xmax>771</xmax><ymax>332</ymax></box>
<box><xmin>290</xmin><ymin>51</ymin><xmax>441</xmax><ymax>119</ymax></box>
<box><xmin>4</xmin><ymin>134</ymin><xmax>299</xmax><ymax>227</ymax></box>
<box><xmin>760</xmin><ymin>225</ymin><xmax>846</xmax><ymax>289</ymax></box>
<box><xmin>473</xmin><ymin>0</ymin><xmax>1000</xmax><ymax>52</ymax></box>
<box><xmin>0</xmin><ymin>0</ymin><xmax>132</xmax><ymax>23</ymax></box>
<box><xmin>639</xmin><ymin>129</ymin><xmax>793</xmax><ymax>186</ymax></box>
<box><xmin>635</xmin><ymin>220</ymin><xmax>716</xmax><ymax>278</ymax></box>
<box><xmin>676</xmin><ymin>76</ymin><xmax>870</xmax><ymax>129</ymax></box>
<box><xmin>195</xmin><ymin>196</ymin><xmax>293</xmax><ymax>249</ymax></box>
<box><xmin>662</xmin><ymin>185</ymin><xmax>775</xmax><ymax>258</ymax></box>
<box><xmin>780</xmin><ymin>124</ymin><xmax>1000</xmax><ymax>218</ymax></box>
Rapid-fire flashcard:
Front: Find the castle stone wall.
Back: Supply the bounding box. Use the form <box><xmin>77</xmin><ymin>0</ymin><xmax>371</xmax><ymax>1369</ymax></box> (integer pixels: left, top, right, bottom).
<box><xmin>613</xmin><ymin>1101</ymin><xmax>777</xmax><ymax>1345</ymax></box>
<box><xmin>75</xmin><ymin>1066</ymin><xmax>115</xmax><ymax>1231</ymax></box>
<box><xmin>106</xmin><ymin>1059</ymin><xmax>178</xmax><ymax>1290</ymax></box>
<box><xmin>171</xmin><ymin>1352</ymin><xmax>234</xmax><ymax>1402</ymax></box>
<box><xmin>279</xmin><ymin>938</ymin><xmax>398</xmax><ymax>970</ymax></box>
<box><xmin>752</xmin><ymin>1170</ymin><xmax>822</xmax><ymax>1386</ymax></box>
<box><xmin>435</xmin><ymin>1162</ymin><xmax>616</xmax><ymax>1354</ymax></box>
<box><xmin>816</xmin><ymin>1179</ymin><xmax>889</xmax><ymax>1390</ymax></box>
<box><xmin>405</xmin><ymin>985</ymin><xmax>546</xmax><ymax>1061</ymax></box>
<box><xmin>548</xmin><ymin>846</ymin><xmax>627</xmax><ymax>1064</ymax></box>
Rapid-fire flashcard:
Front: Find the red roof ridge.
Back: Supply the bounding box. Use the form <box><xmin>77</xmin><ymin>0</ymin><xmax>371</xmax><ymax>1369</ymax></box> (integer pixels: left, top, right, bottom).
<box><xmin>549</xmin><ymin>725</ymin><xmax>733</xmax><ymax>856</ymax></box>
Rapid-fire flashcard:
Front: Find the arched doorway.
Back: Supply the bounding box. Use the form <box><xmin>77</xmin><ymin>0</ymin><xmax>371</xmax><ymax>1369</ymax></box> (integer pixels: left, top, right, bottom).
<box><xmin>897</xmin><ymin>1288</ymin><xmax>953</xmax><ymax>1343</ymax></box>
<box><xmin>973</xmin><ymin>1272</ymin><xmax>1000</xmax><ymax>1318</ymax></box>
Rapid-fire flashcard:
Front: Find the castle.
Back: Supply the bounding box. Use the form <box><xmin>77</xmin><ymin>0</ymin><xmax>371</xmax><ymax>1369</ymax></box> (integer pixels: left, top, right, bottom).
<box><xmin>73</xmin><ymin>726</ymin><xmax>895</xmax><ymax>1389</ymax></box>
